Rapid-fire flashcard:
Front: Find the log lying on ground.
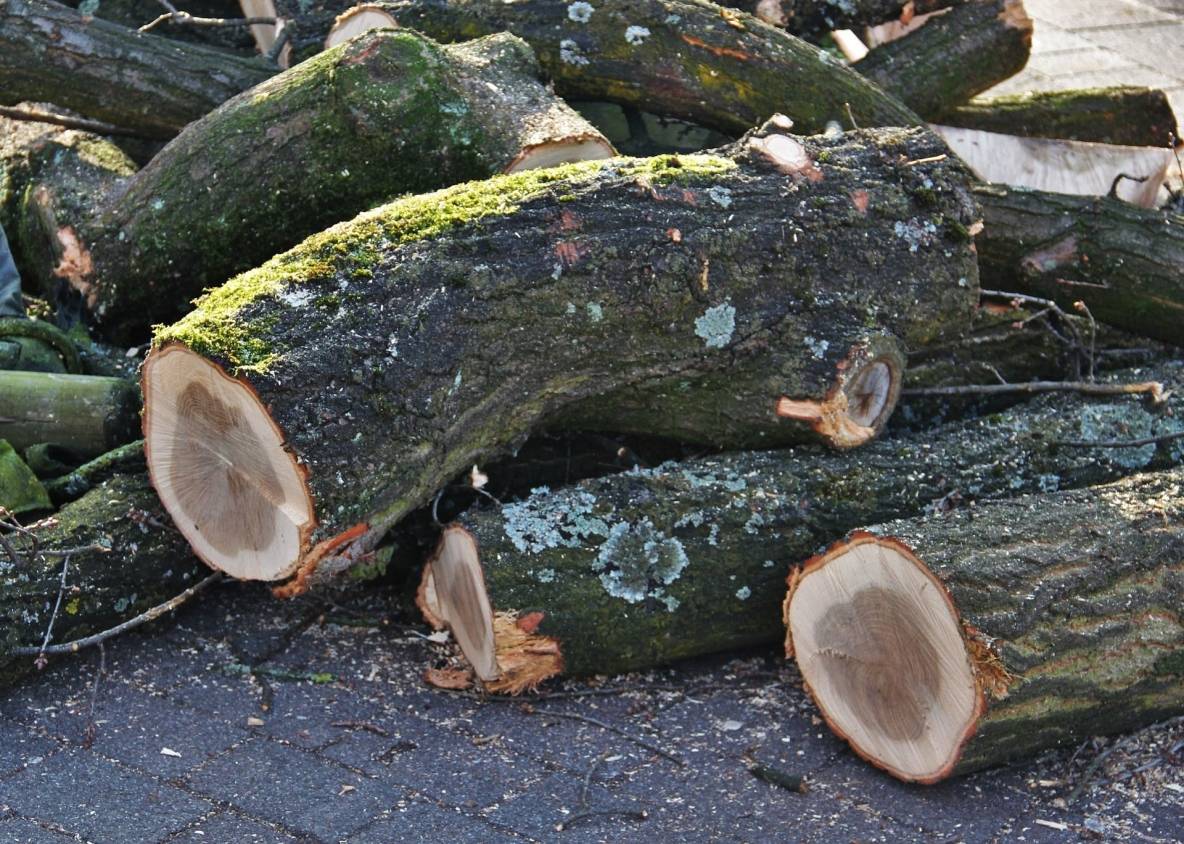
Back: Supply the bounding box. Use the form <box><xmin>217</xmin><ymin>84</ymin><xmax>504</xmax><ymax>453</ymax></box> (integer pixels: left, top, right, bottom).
<box><xmin>14</xmin><ymin>29</ymin><xmax>614</xmax><ymax>342</ymax></box>
<box><xmin>416</xmin><ymin>363</ymin><xmax>1184</xmax><ymax>692</ymax></box>
<box><xmin>785</xmin><ymin>467</ymin><xmax>1184</xmax><ymax>782</ymax></box>
<box><xmin>0</xmin><ymin>472</ymin><xmax>208</xmax><ymax>686</ymax></box>
<box><xmin>0</xmin><ymin>0</ymin><xmax>274</xmax><ymax>139</ymax></box>
<box><xmin>44</xmin><ymin>440</ymin><xmax>146</xmax><ymax>506</ymax></box>
<box><xmin>976</xmin><ymin>184</ymin><xmax>1184</xmax><ymax>347</ymax></box>
<box><xmin>141</xmin><ymin>125</ymin><xmax>979</xmax><ymax>588</ymax></box>
<box><xmin>0</xmin><ymin>371</ymin><xmax>141</xmax><ymax>458</ymax></box>
<box><xmin>855</xmin><ymin>0</ymin><xmax>1032</xmax><ymax>121</ymax></box>
<box><xmin>942</xmin><ymin>87</ymin><xmax>1180</xmax><ymax>148</ymax></box>
<box><xmin>721</xmin><ymin>0</ymin><xmax>960</xmax><ymax>40</ymax></box>
<box><xmin>317</xmin><ymin>0</ymin><xmax>922</xmax><ymax>135</ymax></box>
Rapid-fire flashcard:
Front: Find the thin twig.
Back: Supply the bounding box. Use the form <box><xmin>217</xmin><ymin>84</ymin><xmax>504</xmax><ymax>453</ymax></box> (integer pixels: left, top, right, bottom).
<box><xmin>1058</xmin><ymin>430</ymin><xmax>1184</xmax><ymax>449</ymax></box>
<box><xmin>0</xmin><ymin>105</ymin><xmax>143</xmax><ymax>138</ymax></box>
<box><xmin>903</xmin><ymin>380</ymin><xmax>1165</xmax><ymax>403</ymax></box>
<box><xmin>140</xmin><ymin>11</ymin><xmax>277</xmax><ymax>32</ymax></box>
<box><xmin>557</xmin><ymin>752</ymin><xmax>648</xmax><ymax>832</ymax></box>
<box><xmin>536</xmin><ymin>709</ymin><xmax>685</xmax><ymax>767</ymax></box>
<box><xmin>82</xmin><ymin>642</ymin><xmax>106</xmax><ymax>749</ymax></box>
<box><xmin>1073</xmin><ymin>300</ymin><xmax>1098</xmax><ymax>380</ymax></box>
<box><xmin>12</xmin><ymin>572</ymin><xmax>222</xmax><ymax>657</ymax></box>
<box><xmin>34</xmin><ymin>554</ymin><xmax>72</xmax><ymax>669</ymax></box>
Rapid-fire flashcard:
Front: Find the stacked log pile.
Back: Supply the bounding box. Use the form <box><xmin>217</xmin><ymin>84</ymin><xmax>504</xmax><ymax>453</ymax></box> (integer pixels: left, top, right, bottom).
<box><xmin>0</xmin><ymin>0</ymin><xmax>1181</xmax><ymax>785</ymax></box>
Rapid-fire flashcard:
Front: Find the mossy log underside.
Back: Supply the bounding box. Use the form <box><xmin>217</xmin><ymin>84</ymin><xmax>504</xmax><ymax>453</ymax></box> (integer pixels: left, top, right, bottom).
<box><xmin>13</xmin><ymin>28</ymin><xmax>614</xmax><ymax>343</ymax></box>
<box><xmin>143</xmin><ymin>125</ymin><xmax>979</xmax><ymax>587</ymax></box>
<box><xmin>0</xmin><ymin>0</ymin><xmax>274</xmax><ymax>138</ymax></box>
<box><xmin>976</xmin><ymin>184</ymin><xmax>1184</xmax><ymax>347</ymax></box>
<box><xmin>787</xmin><ymin>467</ymin><xmax>1184</xmax><ymax>781</ymax></box>
<box><xmin>314</xmin><ymin>0</ymin><xmax>923</xmax><ymax>135</ymax></box>
<box><xmin>416</xmin><ymin>363</ymin><xmax>1184</xmax><ymax>691</ymax></box>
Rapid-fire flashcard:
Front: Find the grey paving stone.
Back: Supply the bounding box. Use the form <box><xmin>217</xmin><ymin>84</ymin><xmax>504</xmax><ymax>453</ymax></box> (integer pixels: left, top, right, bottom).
<box><xmin>169</xmin><ymin>810</ymin><xmax>304</xmax><ymax>843</ymax></box>
<box><xmin>0</xmin><ymin>816</ymin><xmax>79</xmax><ymax>843</ymax></box>
<box><xmin>1029</xmin><ymin>23</ymin><xmax>1097</xmax><ymax>55</ymax></box>
<box><xmin>0</xmin><ymin>750</ymin><xmax>212</xmax><ymax>843</ymax></box>
<box><xmin>182</xmin><ymin>737</ymin><xmax>408</xmax><ymax>841</ymax></box>
<box><xmin>1024</xmin><ymin>46</ymin><xmax>1142</xmax><ymax>76</ymax></box>
<box><xmin>1077</xmin><ymin>22</ymin><xmax>1184</xmax><ymax>69</ymax></box>
<box><xmin>0</xmin><ymin>722</ymin><xmax>60</xmax><ymax>779</ymax></box>
<box><xmin>344</xmin><ymin>799</ymin><xmax>517</xmax><ymax>843</ymax></box>
<box><xmin>1028</xmin><ymin>0</ymin><xmax>1175</xmax><ymax>29</ymax></box>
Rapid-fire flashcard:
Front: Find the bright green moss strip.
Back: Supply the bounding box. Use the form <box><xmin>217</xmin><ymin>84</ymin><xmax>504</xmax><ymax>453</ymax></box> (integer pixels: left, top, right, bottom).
<box><xmin>153</xmin><ymin>154</ymin><xmax>736</xmax><ymax>372</ymax></box>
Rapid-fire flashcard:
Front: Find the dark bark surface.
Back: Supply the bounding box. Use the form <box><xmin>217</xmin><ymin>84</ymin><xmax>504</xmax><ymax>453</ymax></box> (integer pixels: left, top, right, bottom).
<box><xmin>0</xmin><ymin>0</ymin><xmax>274</xmax><ymax>138</ymax></box>
<box><xmin>434</xmin><ymin>361</ymin><xmax>1184</xmax><ymax>684</ymax></box>
<box><xmin>147</xmin><ymin>126</ymin><xmax>979</xmax><ymax>585</ymax></box>
<box><xmin>857</xmin><ymin>0</ymin><xmax>1032</xmax><ymax>120</ymax></box>
<box><xmin>976</xmin><ymin>184</ymin><xmax>1184</xmax><ymax>347</ymax></box>
<box><xmin>720</xmin><ymin>0</ymin><xmax>961</xmax><ymax>39</ymax></box>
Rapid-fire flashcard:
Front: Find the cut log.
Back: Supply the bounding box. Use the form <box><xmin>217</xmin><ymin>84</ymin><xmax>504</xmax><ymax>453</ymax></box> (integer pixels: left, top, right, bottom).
<box><xmin>416</xmin><ymin>363</ymin><xmax>1184</xmax><ymax>692</ymax></box>
<box><xmin>0</xmin><ymin>472</ymin><xmax>208</xmax><ymax>686</ymax></box>
<box><xmin>942</xmin><ymin>87</ymin><xmax>1180</xmax><ymax>148</ymax></box>
<box><xmin>975</xmin><ymin>184</ymin><xmax>1184</xmax><ymax>346</ymax></box>
<box><xmin>318</xmin><ymin>0</ymin><xmax>923</xmax><ymax>135</ymax></box>
<box><xmin>935</xmin><ymin>126</ymin><xmax>1173</xmax><ymax>208</ymax></box>
<box><xmin>855</xmin><ymin>0</ymin><xmax>1033</xmax><ymax>121</ymax></box>
<box><xmin>0</xmin><ymin>439</ymin><xmax>51</xmax><ymax>515</ymax></box>
<box><xmin>141</xmin><ymin>125</ymin><xmax>980</xmax><ymax>587</ymax></box>
<box><xmin>785</xmin><ymin>466</ymin><xmax>1184</xmax><ymax>782</ymax></box>
<box><xmin>14</xmin><ymin>29</ymin><xmax>614</xmax><ymax>342</ymax></box>
<box><xmin>44</xmin><ymin>440</ymin><xmax>146</xmax><ymax>505</ymax></box>
<box><xmin>0</xmin><ymin>0</ymin><xmax>274</xmax><ymax>139</ymax></box>
<box><xmin>0</xmin><ymin>371</ymin><xmax>141</xmax><ymax>458</ymax></box>
<box><xmin>721</xmin><ymin>0</ymin><xmax>960</xmax><ymax>40</ymax></box>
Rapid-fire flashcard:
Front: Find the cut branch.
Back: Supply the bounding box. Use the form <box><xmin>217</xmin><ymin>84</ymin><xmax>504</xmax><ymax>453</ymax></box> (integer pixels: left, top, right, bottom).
<box><xmin>0</xmin><ymin>371</ymin><xmax>142</xmax><ymax>457</ymax></box>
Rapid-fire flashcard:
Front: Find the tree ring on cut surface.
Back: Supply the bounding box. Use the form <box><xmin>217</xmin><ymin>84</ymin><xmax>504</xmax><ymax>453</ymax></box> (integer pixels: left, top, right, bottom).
<box><xmin>141</xmin><ymin>344</ymin><xmax>314</xmax><ymax>581</ymax></box>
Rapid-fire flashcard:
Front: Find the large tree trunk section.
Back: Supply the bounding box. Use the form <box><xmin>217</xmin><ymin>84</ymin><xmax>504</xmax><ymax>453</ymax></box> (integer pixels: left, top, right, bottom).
<box><xmin>415</xmin><ymin>364</ymin><xmax>1184</xmax><ymax>692</ymax></box>
<box><xmin>19</xmin><ymin>29</ymin><xmax>614</xmax><ymax>343</ymax></box>
<box><xmin>140</xmin><ymin>126</ymin><xmax>979</xmax><ymax>587</ymax></box>
<box><xmin>720</xmin><ymin>0</ymin><xmax>960</xmax><ymax>40</ymax></box>
<box><xmin>786</xmin><ymin>466</ymin><xmax>1184</xmax><ymax>782</ymax></box>
<box><xmin>0</xmin><ymin>472</ymin><xmax>208</xmax><ymax>686</ymax></box>
<box><xmin>855</xmin><ymin>0</ymin><xmax>1032</xmax><ymax>121</ymax></box>
<box><xmin>976</xmin><ymin>184</ymin><xmax>1184</xmax><ymax>347</ymax></box>
<box><xmin>0</xmin><ymin>0</ymin><xmax>275</xmax><ymax>139</ymax></box>
<box><xmin>942</xmin><ymin>87</ymin><xmax>1180</xmax><ymax>148</ymax></box>
<box><xmin>318</xmin><ymin>0</ymin><xmax>923</xmax><ymax>136</ymax></box>
<box><xmin>0</xmin><ymin>371</ymin><xmax>141</xmax><ymax>458</ymax></box>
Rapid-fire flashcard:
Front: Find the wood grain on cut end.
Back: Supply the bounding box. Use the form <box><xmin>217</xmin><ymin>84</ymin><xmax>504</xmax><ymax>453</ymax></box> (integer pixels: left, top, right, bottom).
<box><xmin>421</xmin><ymin>526</ymin><xmax>499</xmax><ymax>682</ymax></box>
<box><xmin>324</xmin><ymin>4</ymin><xmax>396</xmax><ymax>49</ymax></box>
<box><xmin>141</xmin><ymin>344</ymin><xmax>314</xmax><ymax>581</ymax></box>
<box><xmin>505</xmin><ymin>138</ymin><xmax>616</xmax><ymax>173</ymax></box>
<box><xmin>787</xmin><ymin>533</ymin><xmax>983</xmax><ymax>783</ymax></box>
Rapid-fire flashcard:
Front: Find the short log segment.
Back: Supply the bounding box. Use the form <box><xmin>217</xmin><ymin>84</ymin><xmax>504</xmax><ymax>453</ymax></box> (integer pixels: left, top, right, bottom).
<box><xmin>15</xmin><ymin>29</ymin><xmax>614</xmax><ymax>342</ymax></box>
<box><xmin>856</xmin><ymin>0</ymin><xmax>1032</xmax><ymax>121</ymax></box>
<box><xmin>0</xmin><ymin>0</ymin><xmax>274</xmax><ymax>139</ymax></box>
<box><xmin>320</xmin><ymin>0</ymin><xmax>923</xmax><ymax>135</ymax></box>
<box><xmin>415</xmin><ymin>364</ymin><xmax>1184</xmax><ymax>692</ymax></box>
<box><xmin>0</xmin><ymin>371</ymin><xmax>141</xmax><ymax>458</ymax></box>
<box><xmin>786</xmin><ymin>467</ymin><xmax>1184</xmax><ymax>782</ymax></box>
<box><xmin>976</xmin><ymin>184</ymin><xmax>1184</xmax><ymax>347</ymax></box>
<box><xmin>942</xmin><ymin>87</ymin><xmax>1180</xmax><ymax>148</ymax></box>
<box><xmin>141</xmin><ymin>126</ymin><xmax>979</xmax><ymax>586</ymax></box>
<box><xmin>0</xmin><ymin>472</ymin><xmax>208</xmax><ymax>686</ymax></box>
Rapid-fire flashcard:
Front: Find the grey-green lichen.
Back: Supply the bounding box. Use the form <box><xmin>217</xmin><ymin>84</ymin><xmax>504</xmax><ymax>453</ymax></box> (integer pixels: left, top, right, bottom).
<box><xmin>694</xmin><ymin>302</ymin><xmax>737</xmax><ymax>349</ymax></box>
<box><xmin>592</xmin><ymin>519</ymin><xmax>689</xmax><ymax>604</ymax></box>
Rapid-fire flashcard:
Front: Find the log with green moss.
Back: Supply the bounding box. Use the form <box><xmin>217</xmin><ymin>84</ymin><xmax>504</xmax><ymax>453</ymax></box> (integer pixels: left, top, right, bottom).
<box><xmin>44</xmin><ymin>440</ymin><xmax>146</xmax><ymax>506</ymax></box>
<box><xmin>941</xmin><ymin>87</ymin><xmax>1179</xmax><ymax>148</ymax></box>
<box><xmin>0</xmin><ymin>472</ymin><xmax>209</xmax><ymax>687</ymax></box>
<box><xmin>12</xmin><ymin>28</ymin><xmax>614</xmax><ymax>342</ymax></box>
<box><xmin>0</xmin><ymin>0</ymin><xmax>274</xmax><ymax>139</ymax></box>
<box><xmin>0</xmin><ymin>371</ymin><xmax>141</xmax><ymax>458</ymax></box>
<box><xmin>314</xmin><ymin>0</ymin><xmax>922</xmax><ymax>136</ymax></box>
<box><xmin>855</xmin><ymin>0</ymin><xmax>1031</xmax><ymax>121</ymax></box>
<box><xmin>415</xmin><ymin>361</ymin><xmax>1184</xmax><ymax>692</ymax></box>
<box><xmin>786</xmin><ymin>465</ymin><xmax>1184</xmax><ymax>782</ymax></box>
<box><xmin>140</xmin><ymin>124</ymin><xmax>979</xmax><ymax>590</ymax></box>
<box><xmin>976</xmin><ymin>184</ymin><xmax>1184</xmax><ymax>347</ymax></box>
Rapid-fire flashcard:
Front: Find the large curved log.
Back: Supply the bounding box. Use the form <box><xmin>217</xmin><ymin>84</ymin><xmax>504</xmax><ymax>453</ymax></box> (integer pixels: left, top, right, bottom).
<box><xmin>140</xmin><ymin>125</ymin><xmax>978</xmax><ymax>589</ymax></box>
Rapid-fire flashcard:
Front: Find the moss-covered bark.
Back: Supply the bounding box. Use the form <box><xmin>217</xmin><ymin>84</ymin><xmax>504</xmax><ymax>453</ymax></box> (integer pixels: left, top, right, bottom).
<box><xmin>976</xmin><ymin>184</ymin><xmax>1184</xmax><ymax>347</ymax></box>
<box><xmin>429</xmin><ymin>361</ymin><xmax>1184</xmax><ymax>686</ymax></box>
<box><xmin>720</xmin><ymin>0</ymin><xmax>960</xmax><ymax>39</ymax></box>
<box><xmin>312</xmin><ymin>0</ymin><xmax>922</xmax><ymax>135</ymax></box>
<box><xmin>832</xmin><ymin>467</ymin><xmax>1184</xmax><ymax>778</ymax></box>
<box><xmin>0</xmin><ymin>472</ymin><xmax>208</xmax><ymax>686</ymax></box>
<box><xmin>44</xmin><ymin>440</ymin><xmax>146</xmax><ymax>506</ymax></box>
<box><xmin>0</xmin><ymin>371</ymin><xmax>141</xmax><ymax>457</ymax></box>
<box><xmin>0</xmin><ymin>0</ymin><xmax>274</xmax><ymax>139</ymax></box>
<box><xmin>942</xmin><ymin>87</ymin><xmax>1179</xmax><ymax>147</ymax></box>
<box><xmin>18</xmin><ymin>28</ymin><xmax>611</xmax><ymax>342</ymax></box>
<box><xmin>856</xmin><ymin>0</ymin><xmax>1032</xmax><ymax>121</ymax></box>
<box><xmin>147</xmin><ymin>125</ymin><xmax>979</xmax><ymax>587</ymax></box>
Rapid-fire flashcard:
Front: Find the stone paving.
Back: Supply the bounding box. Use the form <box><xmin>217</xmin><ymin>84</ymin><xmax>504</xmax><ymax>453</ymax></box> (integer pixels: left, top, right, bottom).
<box><xmin>2</xmin><ymin>2</ymin><xmax>1184</xmax><ymax>842</ymax></box>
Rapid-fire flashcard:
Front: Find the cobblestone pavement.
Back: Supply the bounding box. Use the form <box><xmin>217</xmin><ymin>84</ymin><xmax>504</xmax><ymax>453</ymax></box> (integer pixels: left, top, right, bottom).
<box><xmin>3</xmin><ymin>2</ymin><xmax>1184</xmax><ymax>842</ymax></box>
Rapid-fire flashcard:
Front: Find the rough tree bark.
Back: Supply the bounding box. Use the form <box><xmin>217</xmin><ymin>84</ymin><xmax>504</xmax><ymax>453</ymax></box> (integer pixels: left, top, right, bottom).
<box><xmin>786</xmin><ymin>467</ymin><xmax>1184</xmax><ymax>781</ymax></box>
<box><xmin>942</xmin><ymin>87</ymin><xmax>1180</xmax><ymax>148</ymax></box>
<box><xmin>856</xmin><ymin>0</ymin><xmax>1033</xmax><ymax>121</ymax></box>
<box><xmin>313</xmin><ymin>0</ymin><xmax>923</xmax><ymax>135</ymax></box>
<box><xmin>141</xmin><ymin>125</ymin><xmax>979</xmax><ymax>588</ymax></box>
<box><xmin>976</xmin><ymin>184</ymin><xmax>1184</xmax><ymax>347</ymax></box>
<box><xmin>0</xmin><ymin>0</ymin><xmax>275</xmax><ymax>139</ymax></box>
<box><xmin>416</xmin><ymin>364</ymin><xmax>1184</xmax><ymax>692</ymax></box>
<box><xmin>11</xmin><ymin>28</ymin><xmax>614</xmax><ymax>342</ymax></box>
<box><xmin>0</xmin><ymin>371</ymin><xmax>141</xmax><ymax>457</ymax></box>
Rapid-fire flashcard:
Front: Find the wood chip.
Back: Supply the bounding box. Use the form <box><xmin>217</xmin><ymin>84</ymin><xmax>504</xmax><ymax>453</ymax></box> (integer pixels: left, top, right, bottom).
<box><xmin>159</xmin><ymin>747</ymin><xmax>182</xmax><ymax>757</ymax></box>
<box><xmin>246</xmin><ymin>716</ymin><xmax>265</xmax><ymax>727</ymax></box>
<box><xmin>338</xmin><ymin>784</ymin><xmax>356</xmax><ymax>796</ymax></box>
<box><xmin>424</xmin><ymin>666</ymin><xmax>473</xmax><ymax>690</ymax></box>
<box><xmin>1034</xmin><ymin>820</ymin><xmax>1069</xmax><ymax>831</ymax></box>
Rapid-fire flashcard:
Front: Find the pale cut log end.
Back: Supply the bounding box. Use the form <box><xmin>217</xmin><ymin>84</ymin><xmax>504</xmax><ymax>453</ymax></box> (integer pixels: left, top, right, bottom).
<box><xmin>785</xmin><ymin>532</ymin><xmax>986</xmax><ymax>784</ymax></box>
<box><xmin>776</xmin><ymin>334</ymin><xmax>905</xmax><ymax>449</ymax></box>
<box><xmin>240</xmin><ymin>0</ymin><xmax>290</xmax><ymax>67</ymax></box>
<box><xmin>504</xmin><ymin>137</ymin><xmax>617</xmax><ymax>173</ymax></box>
<box><xmin>325</xmin><ymin>5</ymin><xmax>397</xmax><ymax>50</ymax></box>
<box><xmin>418</xmin><ymin>526</ymin><xmax>564</xmax><ymax>693</ymax></box>
<box><xmin>141</xmin><ymin>344</ymin><xmax>315</xmax><ymax>581</ymax></box>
